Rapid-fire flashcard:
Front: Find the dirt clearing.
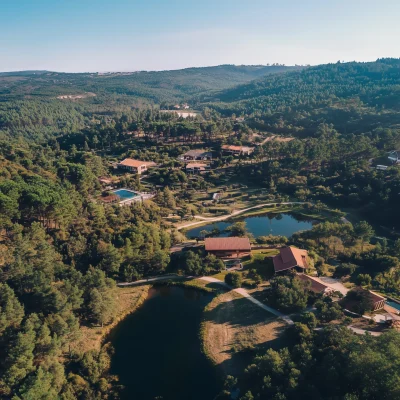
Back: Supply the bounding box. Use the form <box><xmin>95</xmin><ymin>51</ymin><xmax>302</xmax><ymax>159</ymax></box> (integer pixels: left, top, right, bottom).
<box><xmin>202</xmin><ymin>290</ymin><xmax>287</xmax><ymax>376</ymax></box>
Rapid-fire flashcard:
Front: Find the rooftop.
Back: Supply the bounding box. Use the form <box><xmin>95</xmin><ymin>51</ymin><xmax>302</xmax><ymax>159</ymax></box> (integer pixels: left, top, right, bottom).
<box><xmin>273</xmin><ymin>246</ymin><xmax>308</xmax><ymax>272</ymax></box>
<box><xmin>118</xmin><ymin>158</ymin><xmax>155</xmax><ymax>168</ymax></box>
<box><xmin>368</xmin><ymin>290</ymin><xmax>385</xmax><ymax>302</ymax></box>
<box><xmin>186</xmin><ymin>163</ymin><xmax>208</xmax><ymax>168</ymax></box>
<box><xmin>205</xmin><ymin>237</ymin><xmax>251</xmax><ymax>251</ymax></box>
<box><xmin>296</xmin><ymin>274</ymin><xmax>331</xmax><ymax>294</ymax></box>
<box><xmin>221</xmin><ymin>145</ymin><xmax>254</xmax><ymax>152</ymax></box>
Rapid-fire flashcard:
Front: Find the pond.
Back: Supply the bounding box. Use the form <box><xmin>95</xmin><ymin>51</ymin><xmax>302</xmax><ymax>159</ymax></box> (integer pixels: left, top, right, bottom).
<box><xmin>110</xmin><ymin>286</ymin><xmax>221</xmax><ymax>400</ymax></box>
<box><xmin>185</xmin><ymin>212</ymin><xmax>314</xmax><ymax>239</ymax></box>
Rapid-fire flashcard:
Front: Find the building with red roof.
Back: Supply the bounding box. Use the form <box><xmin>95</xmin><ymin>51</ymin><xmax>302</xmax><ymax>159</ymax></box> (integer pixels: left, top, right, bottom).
<box><xmin>221</xmin><ymin>145</ymin><xmax>254</xmax><ymax>156</ymax></box>
<box><xmin>204</xmin><ymin>237</ymin><xmax>251</xmax><ymax>259</ymax></box>
<box><xmin>296</xmin><ymin>274</ymin><xmax>334</xmax><ymax>295</ymax></box>
<box><xmin>273</xmin><ymin>246</ymin><xmax>309</xmax><ymax>273</ymax></box>
<box><xmin>117</xmin><ymin>158</ymin><xmax>156</xmax><ymax>174</ymax></box>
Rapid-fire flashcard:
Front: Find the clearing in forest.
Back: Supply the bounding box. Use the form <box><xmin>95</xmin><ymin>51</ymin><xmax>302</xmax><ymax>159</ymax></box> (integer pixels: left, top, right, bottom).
<box><xmin>202</xmin><ymin>290</ymin><xmax>287</xmax><ymax>377</ymax></box>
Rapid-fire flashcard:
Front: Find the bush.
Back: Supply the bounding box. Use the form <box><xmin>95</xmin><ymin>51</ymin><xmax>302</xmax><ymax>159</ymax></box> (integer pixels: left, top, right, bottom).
<box><xmin>225</xmin><ymin>272</ymin><xmax>242</xmax><ymax>288</ymax></box>
<box><xmin>300</xmin><ymin>312</ymin><xmax>318</xmax><ymax>329</ymax></box>
<box><xmin>315</xmin><ymin>297</ymin><xmax>344</xmax><ymax>322</ymax></box>
<box><xmin>269</xmin><ymin>276</ymin><xmax>309</xmax><ymax>312</ymax></box>
<box><xmin>356</xmin><ymin>273</ymin><xmax>372</xmax><ymax>287</ymax></box>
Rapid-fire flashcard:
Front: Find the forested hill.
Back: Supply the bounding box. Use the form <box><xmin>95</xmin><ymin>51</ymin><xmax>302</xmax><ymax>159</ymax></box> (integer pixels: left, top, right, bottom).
<box><xmin>0</xmin><ymin>64</ymin><xmax>302</xmax><ymax>142</ymax></box>
<box><xmin>205</xmin><ymin>58</ymin><xmax>400</xmax><ymax>136</ymax></box>
<box><xmin>0</xmin><ymin>64</ymin><xmax>302</xmax><ymax>103</ymax></box>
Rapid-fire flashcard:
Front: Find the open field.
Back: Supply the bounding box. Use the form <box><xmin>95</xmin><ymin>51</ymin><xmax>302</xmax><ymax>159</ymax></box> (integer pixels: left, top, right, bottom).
<box><xmin>201</xmin><ymin>290</ymin><xmax>287</xmax><ymax>376</ymax></box>
<box><xmin>71</xmin><ymin>285</ymin><xmax>150</xmax><ymax>354</ymax></box>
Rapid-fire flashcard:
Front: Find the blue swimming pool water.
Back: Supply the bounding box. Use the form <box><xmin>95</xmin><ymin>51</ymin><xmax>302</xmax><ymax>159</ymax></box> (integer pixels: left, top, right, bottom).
<box><xmin>386</xmin><ymin>300</ymin><xmax>400</xmax><ymax>311</ymax></box>
<box><xmin>113</xmin><ymin>189</ymin><xmax>138</xmax><ymax>200</ymax></box>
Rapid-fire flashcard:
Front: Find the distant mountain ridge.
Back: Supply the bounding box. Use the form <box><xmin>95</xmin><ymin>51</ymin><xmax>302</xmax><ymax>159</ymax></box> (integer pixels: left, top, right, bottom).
<box><xmin>0</xmin><ymin>64</ymin><xmax>303</xmax><ymax>103</ymax></box>
<box><xmin>206</xmin><ymin>59</ymin><xmax>400</xmax><ymax>106</ymax></box>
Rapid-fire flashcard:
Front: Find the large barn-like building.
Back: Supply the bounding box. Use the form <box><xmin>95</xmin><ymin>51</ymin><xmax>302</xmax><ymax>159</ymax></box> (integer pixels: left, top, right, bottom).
<box><xmin>204</xmin><ymin>237</ymin><xmax>251</xmax><ymax>259</ymax></box>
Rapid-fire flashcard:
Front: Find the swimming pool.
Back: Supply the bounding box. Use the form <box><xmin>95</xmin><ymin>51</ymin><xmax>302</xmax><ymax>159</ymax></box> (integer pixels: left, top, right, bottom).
<box><xmin>113</xmin><ymin>189</ymin><xmax>138</xmax><ymax>201</ymax></box>
<box><xmin>386</xmin><ymin>300</ymin><xmax>400</xmax><ymax>311</ymax></box>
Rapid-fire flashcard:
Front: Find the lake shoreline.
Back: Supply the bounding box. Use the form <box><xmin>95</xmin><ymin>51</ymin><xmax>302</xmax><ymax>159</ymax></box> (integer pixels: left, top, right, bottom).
<box><xmin>185</xmin><ymin>210</ymin><xmax>316</xmax><ymax>239</ymax></box>
<box><xmin>109</xmin><ymin>284</ymin><xmax>222</xmax><ymax>400</ymax></box>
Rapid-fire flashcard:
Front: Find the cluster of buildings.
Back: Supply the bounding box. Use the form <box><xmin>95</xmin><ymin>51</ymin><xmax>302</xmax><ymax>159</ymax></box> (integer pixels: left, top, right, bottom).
<box><xmin>203</xmin><ymin>238</ymin><xmax>397</xmax><ymax>316</ymax></box>
<box><xmin>173</xmin><ymin>103</ymin><xmax>190</xmax><ymax>110</ymax></box>
<box><xmin>114</xmin><ymin>145</ymin><xmax>255</xmax><ymax>178</ymax></box>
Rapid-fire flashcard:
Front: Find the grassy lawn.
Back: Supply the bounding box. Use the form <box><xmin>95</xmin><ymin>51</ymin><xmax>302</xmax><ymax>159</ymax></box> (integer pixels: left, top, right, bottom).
<box><xmin>201</xmin><ymin>290</ymin><xmax>286</xmax><ymax>376</ymax></box>
<box><xmin>210</xmin><ymin>250</ymin><xmax>278</xmax><ymax>287</ymax></box>
<box><xmin>159</xmin><ymin>278</ymin><xmax>227</xmax><ymax>293</ymax></box>
<box><xmin>211</xmin><ymin>271</ymin><xmax>229</xmax><ymax>281</ymax></box>
<box><xmin>243</xmin><ymin>249</ymin><xmax>277</xmax><ymax>279</ymax></box>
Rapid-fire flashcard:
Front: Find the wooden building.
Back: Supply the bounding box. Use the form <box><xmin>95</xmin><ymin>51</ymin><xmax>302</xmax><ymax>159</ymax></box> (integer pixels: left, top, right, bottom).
<box><xmin>204</xmin><ymin>237</ymin><xmax>251</xmax><ymax>259</ymax></box>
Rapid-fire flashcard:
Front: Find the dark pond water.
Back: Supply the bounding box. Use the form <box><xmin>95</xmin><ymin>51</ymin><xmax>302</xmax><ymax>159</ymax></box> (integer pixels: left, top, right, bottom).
<box><xmin>186</xmin><ymin>212</ymin><xmax>314</xmax><ymax>238</ymax></box>
<box><xmin>110</xmin><ymin>286</ymin><xmax>220</xmax><ymax>400</ymax></box>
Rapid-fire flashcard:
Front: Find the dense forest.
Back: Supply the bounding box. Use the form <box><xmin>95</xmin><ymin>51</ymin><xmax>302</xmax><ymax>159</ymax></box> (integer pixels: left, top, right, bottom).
<box><xmin>206</xmin><ymin>59</ymin><xmax>400</xmax><ymax>137</ymax></box>
<box><xmin>0</xmin><ymin>65</ymin><xmax>300</xmax><ymax>142</ymax></box>
<box><xmin>0</xmin><ymin>59</ymin><xmax>400</xmax><ymax>399</ymax></box>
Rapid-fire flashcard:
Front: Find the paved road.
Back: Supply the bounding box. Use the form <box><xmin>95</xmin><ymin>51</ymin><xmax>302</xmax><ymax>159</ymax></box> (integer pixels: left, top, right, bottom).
<box><xmin>347</xmin><ymin>326</ymin><xmax>382</xmax><ymax>337</ymax></box>
<box><xmin>177</xmin><ymin>202</ymin><xmax>307</xmax><ymax>230</ymax></box>
<box><xmin>199</xmin><ymin>276</ymin><xmax>294</xmax><ymax>325</ymax></box>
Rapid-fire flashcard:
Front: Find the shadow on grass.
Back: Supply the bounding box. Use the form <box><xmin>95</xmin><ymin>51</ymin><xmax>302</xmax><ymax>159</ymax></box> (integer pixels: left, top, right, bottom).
<box><xmin>203</xmin><ymin>294</ymin><xmax>290</xmax><ymax>377</ymax></box>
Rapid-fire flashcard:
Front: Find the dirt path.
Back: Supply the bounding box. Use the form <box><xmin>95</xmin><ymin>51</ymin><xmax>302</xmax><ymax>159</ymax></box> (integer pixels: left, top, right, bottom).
<box><xmin>199</xmin><ymin>277</ymin><xmax>294</xmax><ymax>325</ymax></box>
<box><xmin>203</xmin><ymin>291</ymin><xmax>287</xmax><ymax>376</ymax></box>
<box><xmin>177</xmin><ymin>202</ymin><xmax>306</xmax><ymax>230</ymax></box>
<box><xmin>347</xmin><ymin>326</ymin><xmax>383</xmax><ymax>337</ymax></box>
<box><xmin>117</xmin><ymin>274</ymin><xmax>183</xmax><ymax>287</ymax></box>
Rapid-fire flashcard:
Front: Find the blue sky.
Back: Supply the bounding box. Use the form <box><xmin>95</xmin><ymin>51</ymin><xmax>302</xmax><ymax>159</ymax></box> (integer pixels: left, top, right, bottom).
<box><xmin>1</xmin><ymin>0</ymin><xmax>399</xmax><ymax>72</ymax></box>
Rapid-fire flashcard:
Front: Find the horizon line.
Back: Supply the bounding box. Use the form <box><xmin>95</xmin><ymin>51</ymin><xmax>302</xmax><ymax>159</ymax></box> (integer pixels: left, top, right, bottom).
<box><xmin>1</xmin><ymin>58</ymin><xmax>396</xmax><ymax>75</ymax></box>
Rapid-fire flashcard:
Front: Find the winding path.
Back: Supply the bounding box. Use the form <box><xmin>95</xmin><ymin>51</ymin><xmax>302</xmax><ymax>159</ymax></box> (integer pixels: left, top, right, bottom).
<box><xmin>118</xmin><ymin>274</ymin><xmax>294</xmax><ymax>325</ymax></box>
<box><xmin>118</xmin><ymin>275</ymin><xmax>385</xmax><ymax>335</ymax></box>
<box><xmin>198</xmin><ymin>276</ymin><xmax>294</xmax><ymax>325</ymax></box>
<box><xmin>177</xmin><ymin>202</ymin><xmax>306</xmax><ymax>230</ymax></box>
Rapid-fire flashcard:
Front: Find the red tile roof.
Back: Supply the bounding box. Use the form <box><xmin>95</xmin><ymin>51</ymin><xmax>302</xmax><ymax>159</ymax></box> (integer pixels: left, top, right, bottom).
<box><xmin>205</xmin><ymin>237</ymin><xmax>251</xmax><ymax>252</ymax></box>
<box><xmin>273</xmin><ymin>246</ymin><xmax>308</xmax><ymax>272</ymax></box>
<box><xmin>118</xmin><ymin>159</ymin><xmax>156</xmax><ymax>168</ymax></box>
<box><xmin>368</xmin><ymin>290</ymin><xmax>385</xmax><ymax>303</ymax></box>
<box><xmin>296</xmin><ymin>274</ymin><xmax>332</xmax><ymax>294</ymax></box>
<box><xmin>118</xmin><ymin>158</ymin><xmax>147</xmax><ymax>168</ymax></box>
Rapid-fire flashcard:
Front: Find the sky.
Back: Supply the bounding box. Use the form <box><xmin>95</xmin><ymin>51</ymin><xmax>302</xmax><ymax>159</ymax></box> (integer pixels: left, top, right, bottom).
<box><xmin>1</xmin><ymin>0</ymin><xmax>400</xmax><ymax>72</ymax></box>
